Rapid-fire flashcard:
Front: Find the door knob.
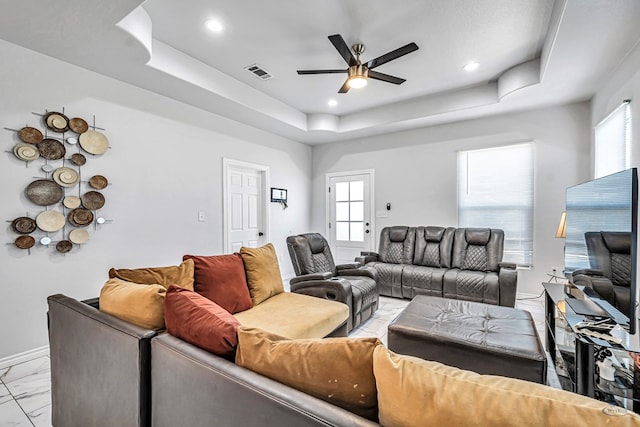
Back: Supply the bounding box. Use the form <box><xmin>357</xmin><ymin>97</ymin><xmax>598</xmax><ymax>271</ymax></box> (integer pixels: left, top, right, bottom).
<box><xmin>365</xmin><ymin>222</ymin><xmax>370</xmax><ymax>226</ymax></box>
<box><xmin>258</xmin><ymin>232</ymin><xmax>264</xmax><ymax>236</ymax></box>
<box><xmin>365</xmin><ymin>230</ymin><xmax>370</xmax><ymax>234</ymax></box>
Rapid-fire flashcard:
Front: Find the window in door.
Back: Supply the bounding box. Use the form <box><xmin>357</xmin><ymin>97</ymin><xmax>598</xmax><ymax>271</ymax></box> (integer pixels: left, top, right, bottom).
<box><xmin>335</xmin><ymin>180</ymin><xmax>365</xmax><ymax>242</ymax></box>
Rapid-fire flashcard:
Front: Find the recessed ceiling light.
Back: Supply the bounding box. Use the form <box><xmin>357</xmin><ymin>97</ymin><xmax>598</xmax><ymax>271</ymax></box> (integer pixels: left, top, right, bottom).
<box><xmin>204</xmin><ymin>18</ymin><xmax>224</xmax><ymax>34</ymax></box>
<box><xmin>328</xmin><ymin>99</ymin><xmax>338</xmax><ymax>107</ymax></box>
<box><xmin>464</xmin><ymin>61</ymin><xmax>480</xmax><ymax>72</ymax></box>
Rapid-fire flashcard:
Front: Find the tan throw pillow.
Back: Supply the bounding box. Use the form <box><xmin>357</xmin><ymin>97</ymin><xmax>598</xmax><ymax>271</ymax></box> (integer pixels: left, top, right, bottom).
<box><xmin>373</xmin><ymin>346</ymin><xmax>640</xmax><ymax>427</ymax></box>
<box><xmin>99</xmin><ymin>278</ymin><xmax>166</xmax><ymax>330</ymax></box>
<box><xmin>235</xmin><ymin>327</ymin><xmax>380</xmax><ymax>421</ymax></box>
<box><xmin>108</xmin><ymin>259</ymin><xmax>195</xmax><ymax>291</ymax></box>
<box><xmin>239</xmin><ymin>244</ymin><xmax>284</xmax><ymax>305</ymax></box>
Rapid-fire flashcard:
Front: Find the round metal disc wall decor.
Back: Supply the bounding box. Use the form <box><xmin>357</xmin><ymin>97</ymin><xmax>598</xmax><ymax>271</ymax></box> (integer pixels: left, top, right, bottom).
<box><xmin>68</xmin><ymin>208</ymin><xmax>94</xmax><ymax>227</ymax></box>
<box><xmin>81</xmin><ymin>191</ymin><xmax>105</xmax><ymax>210</ymax></box>
<box><xmin>18</xmin><ymin>127</ymin><xmax>43</xmax><ymax>144</ymax></box>
<box><xmin>8</xmin><ymin>107</ymin><xmax>111</xmax><ymax>255</ymax></box>
<box><xmin>15</xmin><ymin>235</ymin><xmax>35</xmax><ymax>250</ymax></box>
<box><xmin>38</xmin><ymin>138</ymin><xmax>66</xmax><ymax>160</ymax></box>
<box><xmin>79</xmin><ymin>130</ymin><xmax>109</xmax><ymax>155</ymax></box>
<box><xmin>44</xmin><ymin>112</ymin><xmax>69</xmax><ymax>132</ymax></box>
<box><xmin>12</xmin><ymin>217</ymin><xmax>36</xmax><ymax>234</ymax></box>
<box><xmin>13</xmin><ymin>143</ymin><xmax>40</xmax><ymax>162</ymax></box>
<box><xmin>70</xmin><ymin>153</ymin><xmax>86</xmax><ymax>166</ymax></box>
<box><xmin>25</xmin><ymin>180</ymin><xmax>64</xmax><ymax>206</ymax></box>
<box><xmin>89</xmin><ymin>175</ymin><xmax>108</xmax><ymax>190</ymax></box>
<box><xmin>69</xmin><ymin>117</ymin><xmax>89</xmax><ymax>134</ymax></box>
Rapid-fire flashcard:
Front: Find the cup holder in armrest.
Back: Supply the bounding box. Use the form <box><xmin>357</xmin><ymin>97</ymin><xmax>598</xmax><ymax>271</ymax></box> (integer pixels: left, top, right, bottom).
<box><xmin>326</xmin><ymin>292</ymin><xmax>337</xmax><ymax>300</ymax></box>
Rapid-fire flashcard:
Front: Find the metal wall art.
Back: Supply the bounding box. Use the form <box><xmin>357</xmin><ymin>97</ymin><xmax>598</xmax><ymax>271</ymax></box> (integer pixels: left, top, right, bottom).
<box><xmin>6</xmin><ymin>108</ymin><xmax>111</xmax><ymax>254</ymax></box>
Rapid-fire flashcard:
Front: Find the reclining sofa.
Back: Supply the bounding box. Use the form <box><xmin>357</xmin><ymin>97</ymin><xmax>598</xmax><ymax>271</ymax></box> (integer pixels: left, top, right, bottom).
<box><xmin>357</xmin><ymin>226</ymin><xmax>518</xmax><ymax>307</ymax></box>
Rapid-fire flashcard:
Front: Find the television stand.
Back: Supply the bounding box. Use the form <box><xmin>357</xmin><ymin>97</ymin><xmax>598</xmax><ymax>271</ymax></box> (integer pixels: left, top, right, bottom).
<box><xmin>543</xmin><ymin>282</ymin><xmax>640</xmax><ymax>413</ymax></box>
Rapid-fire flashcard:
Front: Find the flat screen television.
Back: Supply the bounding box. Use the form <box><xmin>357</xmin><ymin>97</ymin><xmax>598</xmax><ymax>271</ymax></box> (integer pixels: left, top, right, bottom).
<box><xmin>564</xmin><ymin>168</ymin><xmax>638</xmax><ymax>334</ymax></box>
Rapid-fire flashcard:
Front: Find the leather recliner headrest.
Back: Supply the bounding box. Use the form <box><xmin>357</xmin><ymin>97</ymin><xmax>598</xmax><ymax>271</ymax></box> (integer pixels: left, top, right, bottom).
<box><xmin>424</xmin><ymin>226</ymin><xmax>445</xmax><ymax>242</ymax></box>
<box><xmin>465</xmin><ymin>228</ymin><xmax>491</xmax><ymax>246</ymax></box>
<box><xmin>308</xmin><ymin>234</ymin><xmax>326</xmax><ymax>254</ymax></box>
<box><xmin>389</xmin><ymin>226</ymin><xmax>409</xmax><ymax>242</ymax></box>
<box><xmin>602</xmin><ymin>232</ymin><xmax>631</xmax><ymax>254</ymax></box>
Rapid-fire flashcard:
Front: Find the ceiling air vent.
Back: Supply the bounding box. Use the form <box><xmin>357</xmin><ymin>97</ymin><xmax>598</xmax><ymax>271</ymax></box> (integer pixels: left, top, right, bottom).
<box><xmin>244</xmin><ymin>64</ymin><xmax>273</xmax><ymax>81</ymax></box>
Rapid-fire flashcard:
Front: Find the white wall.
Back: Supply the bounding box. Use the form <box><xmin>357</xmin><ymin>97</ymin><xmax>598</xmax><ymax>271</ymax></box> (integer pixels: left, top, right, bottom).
<box><xmin>311</xmin><ymin>103</ymin><xmax>591</xmax><ymax>295</ymax></box>
<box><xmin>0</xmin><ymin>40</ymin><xmax>312</xmax><ymax>359</ymax></box>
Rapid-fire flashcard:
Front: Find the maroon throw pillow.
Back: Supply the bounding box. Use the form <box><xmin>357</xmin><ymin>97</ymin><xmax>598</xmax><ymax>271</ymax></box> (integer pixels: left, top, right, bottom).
<box><xmin>183</xmin><ymin>253</ymin><xmax>253</xmax><ymax>314</ymax></box>
<box><xmin>164</xmin><ymin>285</ymin><xmax>240</xmax><ymax>357</ymax></box>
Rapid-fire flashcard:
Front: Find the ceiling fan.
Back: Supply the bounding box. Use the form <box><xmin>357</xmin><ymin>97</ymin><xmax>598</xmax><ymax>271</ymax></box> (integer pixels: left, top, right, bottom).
<box><xmin>297</xmin><ymin>34</ymin><xmax>419</xmax><ymax>93</ymax></box>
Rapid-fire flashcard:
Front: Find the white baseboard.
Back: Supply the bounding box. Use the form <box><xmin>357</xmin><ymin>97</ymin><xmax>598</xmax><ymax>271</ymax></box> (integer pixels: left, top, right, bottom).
<box><xmin>0</xmin><ymin>345</ymin><xmax>49</xmax><ymax>370</ymax></box>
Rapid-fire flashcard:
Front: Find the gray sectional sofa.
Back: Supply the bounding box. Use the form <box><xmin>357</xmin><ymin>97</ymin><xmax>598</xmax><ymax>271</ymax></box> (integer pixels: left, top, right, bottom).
<box><xmin>357</xmin><ymin>226</ymin><xmax>518</xmax><ymax>307</ymax></box>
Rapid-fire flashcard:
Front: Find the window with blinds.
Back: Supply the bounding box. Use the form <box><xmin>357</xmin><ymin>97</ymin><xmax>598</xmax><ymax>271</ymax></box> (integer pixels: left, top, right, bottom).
<box><xmin>595</xmin><ymin>101</ymin><xmax>631</xmax><ymax>179</ymax></box>
<box><xmin>458</xmin><ymin>143</ymin><xmax>534</xmax><ymax>267</ymax></box>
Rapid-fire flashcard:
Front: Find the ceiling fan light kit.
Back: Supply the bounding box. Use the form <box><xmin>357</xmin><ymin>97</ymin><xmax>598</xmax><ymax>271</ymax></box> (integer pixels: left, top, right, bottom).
<box><xmin>297</xmin><ymin>34</ymin><xmax>418</xmax><ymax>93</ymax></box>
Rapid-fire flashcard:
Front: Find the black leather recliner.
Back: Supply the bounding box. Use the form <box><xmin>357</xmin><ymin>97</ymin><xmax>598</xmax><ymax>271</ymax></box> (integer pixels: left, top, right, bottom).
<box><xmin>571</xmin><ymin>231</ymin><xmax>632</xmax><ymax>314</ymax></box>
<box><xmin>286</xmin><ymin>233</ymin><xmax>379</xmax><ymax>331</ymax></box>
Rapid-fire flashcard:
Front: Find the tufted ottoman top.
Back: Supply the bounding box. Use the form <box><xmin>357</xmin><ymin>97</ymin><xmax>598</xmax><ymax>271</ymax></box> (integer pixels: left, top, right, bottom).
<box><xmin>388</xmin><ymin>295</ymin><xmax>546</xmax><ymax>382</ymax></box>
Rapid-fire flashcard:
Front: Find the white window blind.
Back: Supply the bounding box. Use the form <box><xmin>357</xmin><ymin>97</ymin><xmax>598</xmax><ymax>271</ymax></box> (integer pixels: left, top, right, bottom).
<box><xmin>595</xmin><ymin>101</ymin><xmax>631</xmax><ymax>178</ymax></box>
<box><xmin>458</xmin><ymin>143</ymin><xmax>534</xmax><ymax>266</ymax></box>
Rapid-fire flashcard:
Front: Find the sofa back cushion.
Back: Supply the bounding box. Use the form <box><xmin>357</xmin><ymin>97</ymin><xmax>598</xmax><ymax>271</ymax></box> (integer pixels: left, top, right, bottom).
<box><xmin>183</xmin><ymin>253</ymin><xmax>253</xmax><ymax>314</ymax></box>
<box><xmin>286</xmin><ymin>233</ymin><xmax>337</xmax><ymax>276</ymax></box>
<box><xmin>164</xmin><ymin>285</ymin><xmax>240</xmax><ymax>357</ymax></box>
<box><xmin>373</xmin><ymin>346</ymin><xmax>640</xmax><ymax>427</ymax></box>
<box><xmin>108</xmin><ymin>259</ymin><xmax>195</xmax><ymax>291</ymax></box>
<box><xmin>451</xmin><ymin>228</ymin><xmax>504</xmax><ymax>272</ymax></box>
<box><xmin>378</xmin><ymin>226</ymin><xmax>416</xmax><ymax>264</ymax></box>
<box><xmin>413</xmin><ymin>226</ymin><xmax>455</xmax><ymax>268</ymax></box>
<box><xmin>236</xmin><ymin>327</ymin><xmax>380</xmax><ymax>421</ymax></box>
<box><xmin>99</xmin><ymin>278</ymin><xmax>166</xmax><ymax>330</ymax></box>
<box><xmin>239</xmin><ymin>243</ymin><xmax>284</xmax><ymax>305</ymax></box>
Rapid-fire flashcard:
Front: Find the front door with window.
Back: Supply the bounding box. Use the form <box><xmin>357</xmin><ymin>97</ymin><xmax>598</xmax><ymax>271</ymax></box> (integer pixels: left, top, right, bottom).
<box><xmin>327</xmin><ymin>172</ymin><xmax>374</xmax><ymax>264</ymax></box>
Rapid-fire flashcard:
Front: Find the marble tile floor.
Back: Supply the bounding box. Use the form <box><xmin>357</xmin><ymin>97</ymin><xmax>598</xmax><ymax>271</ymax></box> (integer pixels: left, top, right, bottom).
<box><xmin>0</xmin><ymin>293</ymin><xmax>551</xmax><ymax>426</ymax></box>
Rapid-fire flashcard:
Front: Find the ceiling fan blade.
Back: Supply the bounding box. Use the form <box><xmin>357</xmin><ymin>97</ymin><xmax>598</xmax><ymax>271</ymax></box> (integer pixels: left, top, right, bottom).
<box><xmin>338</xmin><ymin>79</ymin><xmax>351</xmax><ymax>93</ymax></box>
<box><xmin>297</xmin><ymin>69</ymin><xmax>347</xmax><ymax>75</ymax></box>
<box><xmin>367</xmin><ymin>42</ymin><xmax>419</xmax><ymax>69</ymax></box>
<box><xmin>368</xmin><ymin>70</ymin><xmax>406</xmax><ymax>85</ymax></box>
<box><xmin>329</xmin><ymin>34</ymin><xmax>357</xmax><ymax>66</ymax></box>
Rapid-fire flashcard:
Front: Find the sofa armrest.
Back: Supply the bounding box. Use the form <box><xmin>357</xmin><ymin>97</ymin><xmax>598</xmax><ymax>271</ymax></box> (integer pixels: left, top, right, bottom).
<box><xmin>355</xmin><ymin>252</ymin><xmax>378</xmax><ymax>264</ymax></box>
<box><xmin>151</xmin><ymin>334</ymin><xmax>377</xmax><ymax>427</ymax></box>
<box><xmin>337</xmin><ymin>265</ymin><xmax>377</xmax><ymax>281</ymax></box>
<box><xmin>336</xmin><ymin>262</ymin><xmax>362</xmax><ymax>270</ymax></box>
<box><xmin>498</xmin><ymin>263</ymin><xmax>518</xmax><ymax>307</ymax></box>
<box><xmin>572</xmin><ymin>268</ymin><xmax>605</xmax><ymax>277</ymax></box>
<box><xmin>290</xmin><ymin>271</ymin><xmax>335</xmax><ymax>285</ymax></box>
<box><xmin>47</xmin><ymin>294</ymin><xmax>156</xmax><ymax>427</ymax></box>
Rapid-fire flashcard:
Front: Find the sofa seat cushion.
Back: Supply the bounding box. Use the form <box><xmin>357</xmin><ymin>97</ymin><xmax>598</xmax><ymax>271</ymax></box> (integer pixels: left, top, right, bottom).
<box><xmin>400</xmin><ymin>265</ymin><xmax>446</xmax><ymax>299</ymax></box>
<box><xmin>236</xmin><ymin>327</ymin><xmax>381</xmax><ymax>421</ymax></box>
<box><xmin>164</xmin><ymin>285</ymin><xmax>240</xmax><ymax>357</ymax></box>
<box><xmin>183</xmin><ymin>253</ymin><xmax>253</xmax><ymax>314</ymax></box>
<box><xmin>373</xmin><ymin>346</ymin><xmax>640</xmax><ymax>427</ymax></box>
<box><xmin>443</xmin><ymin>268</ymin><xmax>500</xmax><ymax>305</ymax></box>
<box><xmin>365</xmin><ymin>262</ymin><xmax>404</xmax><ymax>298</ymax></box>
<box><xmin>233</xmin><ymin>292</ymin><xmax>349</xmax><ymax>339</ymax></box>
<box><xmin>108</xmin><ymin>259</ymin><xmax>195</xmax><ymax>291</ymax></box>
<box><xmin>99</xmin><ymin>278</ymin><xmax>166</xmax><ymax>330</ymax></box>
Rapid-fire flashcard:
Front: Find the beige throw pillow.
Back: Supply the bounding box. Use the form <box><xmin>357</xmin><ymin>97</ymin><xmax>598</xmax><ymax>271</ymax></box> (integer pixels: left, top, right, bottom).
<box><xmin>373</xmin><ymin>346</ymin><xmax>640</xmax><ymax>427</ymax></box>
<box><xmin>99</xmin><ymin>278</ymin><xmax>166</xmax><ymax>330</ymax></box>
<box><xmin>239</xmin><ymin>244</ymin><xmax>284</xmax><ymax>305</ymax></box>
<box><xmin>236</xmin><ymin>327</ymin><xmax>381</xmax><ymax>421</ymax></box>
<box><xmin>108</xmin><ymin>259</ymin><xmax>195</xmax><ymax>291</ymax></box>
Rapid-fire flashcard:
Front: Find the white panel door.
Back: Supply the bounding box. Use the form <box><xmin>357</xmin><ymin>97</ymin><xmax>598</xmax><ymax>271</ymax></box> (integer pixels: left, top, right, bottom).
<box><xmin>328</xmin><ymin>172</ymin><xmax>374</xmax><ymax>264</ymax></box>
<box><xmin>227</xmin><ymin>166</ymin><xmax>265</xmax><ymax>252</ymax></box>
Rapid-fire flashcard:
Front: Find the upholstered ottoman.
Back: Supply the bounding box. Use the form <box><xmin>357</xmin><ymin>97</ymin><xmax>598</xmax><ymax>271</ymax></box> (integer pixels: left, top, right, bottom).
<box><xmin>388</xmin><ymin>295</ymin><xmax>546</xmax><ymax>383</ymax></box>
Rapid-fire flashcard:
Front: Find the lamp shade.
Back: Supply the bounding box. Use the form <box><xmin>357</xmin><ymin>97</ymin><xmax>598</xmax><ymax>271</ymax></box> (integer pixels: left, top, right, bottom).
<box><xmin>555</xmin><ymin>211</ymin><xmax>566</xmax><ymax>238</ymax></box>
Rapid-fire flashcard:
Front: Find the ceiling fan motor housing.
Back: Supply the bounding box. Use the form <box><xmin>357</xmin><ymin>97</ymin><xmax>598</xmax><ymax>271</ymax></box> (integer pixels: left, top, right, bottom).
<box><xmin>349</xmin><ymin>64</ymin><xmax>369</xmax><ymax>79</ymax></box>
